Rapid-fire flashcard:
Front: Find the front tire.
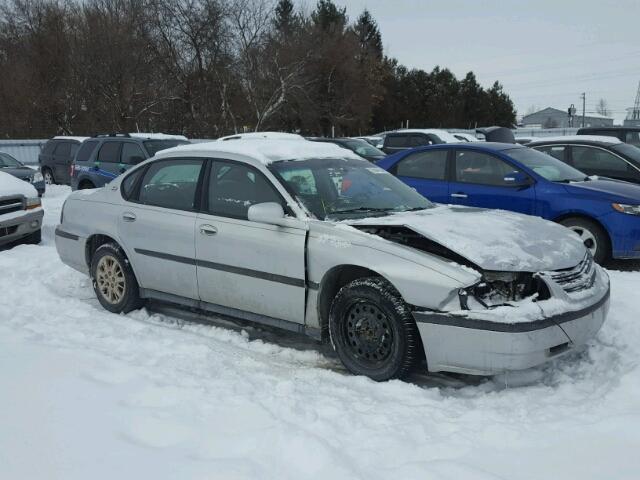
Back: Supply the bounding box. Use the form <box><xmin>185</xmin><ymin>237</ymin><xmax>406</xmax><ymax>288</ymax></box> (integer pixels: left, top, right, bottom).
<box><xmin>559</xmin><ymin>217</ymin><xmax>610</xmax><ymax>264</ymax></box>
<box><xmin>329</xmin><ymin>277</ymin><xmax>421</xmax><ymax>381</ymax></box>
<box><xmin>90</xmin><ymin>243</ymin><xmax>144</xmax><ymax>313</ymax></box>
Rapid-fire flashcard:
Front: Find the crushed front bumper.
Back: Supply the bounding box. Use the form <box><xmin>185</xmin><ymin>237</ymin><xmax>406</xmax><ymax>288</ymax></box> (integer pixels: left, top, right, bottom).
<box><xmin>413</xmin><ymin>285</ymin><xmax>610</xmax><ymax>376</ymax></box>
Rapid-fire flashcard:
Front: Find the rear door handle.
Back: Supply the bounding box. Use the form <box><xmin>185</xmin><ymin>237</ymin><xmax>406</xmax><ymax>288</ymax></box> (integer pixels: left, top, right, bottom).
<box><xmin>200</xmin><ymin>224</ymin><xmax>218</xmax><ymax>236</ymax></box>
<box><xmin>122</xmin><ymin>212</ymin><xmax>136</xmax><ymax>222</ymax></box>
<box><xmin>451</xmin><ymin>193</ymin><xmax>468</xmax><ymax>199</ymax></box>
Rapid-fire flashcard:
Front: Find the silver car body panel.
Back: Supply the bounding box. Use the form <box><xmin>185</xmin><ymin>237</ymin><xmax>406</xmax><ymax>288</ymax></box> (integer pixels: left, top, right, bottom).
<box><xmin>55</xmin><ymin>141</ymin><xmax>610</xmax><ymax>376</ymax></box>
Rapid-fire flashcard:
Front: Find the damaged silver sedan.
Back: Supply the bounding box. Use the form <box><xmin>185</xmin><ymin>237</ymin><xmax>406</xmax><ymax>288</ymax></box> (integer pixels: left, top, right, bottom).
<box><xmin>55</xmin><ymin>139</ymin><xmax>609</xmax><ymax>381</ymax></box>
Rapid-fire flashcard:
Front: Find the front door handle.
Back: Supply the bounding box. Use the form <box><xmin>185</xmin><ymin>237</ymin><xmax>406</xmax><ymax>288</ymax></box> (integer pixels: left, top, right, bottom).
<box><xmin>200</xmin><ymin>224</ymin><xmax>218</xmax><ymax>236</ymax></box>
<box><xmin>122</xmin><ymin>212</ymin><xmax>137</xmax><ymax>222</ymax></box>
<box><xmin>451</xmin><ymin>193</ymin><xmax>468</xmax><ymax>199</ymax></box>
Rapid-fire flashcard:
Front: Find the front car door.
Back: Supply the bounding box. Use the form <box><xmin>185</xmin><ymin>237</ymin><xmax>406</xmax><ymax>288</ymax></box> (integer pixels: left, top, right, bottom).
<box><xmin>570</xmin><ymin>145</ymin><xmax>640</xmax><ymax>183</ymax></box>
<box><xmin>448</xmin><ymin>149</ymin><xmax>536</xmax><ymax>214</ymax></box>
<box><xmin>195</xmin><ymin>159</ymin><xmax>307</xmax><ymax>324</ymax></box>
<box><xmin>391</xmin><ymin>149</ymin><xmax>450</xmax><ymax>203</ymax></box>
<box><xmin>118</xmin><ymin>158</ymin><xmax>205</xmax><ymax>300</ymax></box>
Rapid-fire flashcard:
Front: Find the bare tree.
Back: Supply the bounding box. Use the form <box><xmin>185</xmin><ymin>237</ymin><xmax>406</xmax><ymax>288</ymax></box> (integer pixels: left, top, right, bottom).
<box><xmin>596</xmin><ymin>98</ymin><xmax>610</xmax><ymax>117</ymax></box>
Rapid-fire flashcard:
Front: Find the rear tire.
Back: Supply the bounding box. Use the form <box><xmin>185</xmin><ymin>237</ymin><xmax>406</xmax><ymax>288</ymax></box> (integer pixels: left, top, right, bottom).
<box><xmin>559</xmin><ymin>217</ymin><xmax>610</xmax><ymax>264</ymax></box>
<box><xmin>42</xmin><ymin>168</ymin><xmax>55</xmax><ymax>185</ymax></box>
<box><xmin>90</xmin><ymin>243</ymin><xmax>145</xmax><ymax>313</ymax></box>
<box><xmin>329</xmin><ymin>277</ymin><xmax>421</xmax><ymax>381</ymax></box>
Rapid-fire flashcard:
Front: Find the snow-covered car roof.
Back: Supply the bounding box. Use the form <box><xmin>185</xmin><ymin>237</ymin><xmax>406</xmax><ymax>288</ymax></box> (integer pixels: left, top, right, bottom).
<box><xmin>389</xmin><ymin>129</ymin><xmax>461</xmax><ymax>143</ymax></box>
<box><xmin>217</xmin><ymin>132</ymin><xmax>304</xmax><ymax>142</ymax></box>
<box><xmin>53</xmin><ymin>136</ymin><xmax>89</xmax><ymax>143</ymax></box>
<box><xmin>129</xmin><ymin>133</ymin><xmax>189</xmax><ymax>141</ymax></box>
<box><xmin>155</xmin><ymin>138</ymin><xmax>362</xmax><ymax>165</ymax></box>
<box><xmin>0</xmin><ymin>170</ymin><xmax>37</xmax><ymax>198</ymax></box>
<box><xmin>527</xmin><ymin>135</ymin><xmax>622</xmax><ymax>145</ymax></box>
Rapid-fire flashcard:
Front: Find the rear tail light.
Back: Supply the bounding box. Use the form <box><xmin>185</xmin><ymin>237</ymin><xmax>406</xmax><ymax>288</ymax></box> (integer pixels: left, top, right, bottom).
<box><xmin>70</xmin><ymin>163</ymin><xmax>75</xmax><ymax>177</ymax></box>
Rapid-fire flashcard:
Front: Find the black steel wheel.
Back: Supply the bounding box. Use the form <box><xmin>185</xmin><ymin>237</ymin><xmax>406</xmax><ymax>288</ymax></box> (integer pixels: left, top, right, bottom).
<box><xmin>329</xmin><ymin>277</ymin><xmax>421</xmax><ymax>381</ymax></box>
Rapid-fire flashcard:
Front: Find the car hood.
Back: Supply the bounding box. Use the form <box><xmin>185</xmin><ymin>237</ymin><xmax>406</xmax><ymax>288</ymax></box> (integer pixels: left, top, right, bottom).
<box><xmin>345</xmin><ymin>205</ymin><xmax>586</xmax><ymax>272</ymax></box>
<box><xmin>0</xmin><ymin>167</ymin><xmax>32</xmax><ymax>180</ymax></box>
<box><xmin>562</xmin><ymin>178</ymin><xmax>640</xmax><ymax>202</ymax></box>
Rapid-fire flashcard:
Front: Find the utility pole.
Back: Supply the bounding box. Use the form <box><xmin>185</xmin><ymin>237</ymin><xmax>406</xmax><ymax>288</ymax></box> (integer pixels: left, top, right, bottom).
<box><xmin>581</xmin><ymin>92</ymin><xmax>586</xmax><ymax>127</ymax></box>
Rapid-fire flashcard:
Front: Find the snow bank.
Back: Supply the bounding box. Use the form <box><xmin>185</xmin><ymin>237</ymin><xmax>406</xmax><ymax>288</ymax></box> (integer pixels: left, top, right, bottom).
<box><xmin>1</xmin><ymin>187</ymin><xmax>640</xmax><ymax>480</ymax></box>
<box><xmin>0</xmin><ymin>170</ymin><xmax>37</xmax><ymax>198</ymax></box>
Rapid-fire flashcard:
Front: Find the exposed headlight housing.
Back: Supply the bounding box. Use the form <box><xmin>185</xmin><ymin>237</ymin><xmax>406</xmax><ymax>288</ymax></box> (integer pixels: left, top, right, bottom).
<box><xmin>612</xmin><ymin>203</ymin><xmax>640</xmax><ymax>215</ymax></box>
<box><xmin>25</xmin><ymin>196</ymin><xmax>41</xmax><ymax>210</ymax></box>
<box><xmin>31</xmin><ymin>172</ymin><xmax>43</xmax><ymax>183</ymax></box>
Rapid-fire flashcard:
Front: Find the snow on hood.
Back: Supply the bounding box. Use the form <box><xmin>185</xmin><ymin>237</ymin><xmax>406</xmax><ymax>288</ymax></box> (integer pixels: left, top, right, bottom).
<box><xmin>0</xmin><ymin>171</ymin><xmax>37</xmax><ymax>198</ymax></box>
<box><xmin>346</xmin><ymin>205</ymin><xmax>586</xmax><ymax>272</ymax></box>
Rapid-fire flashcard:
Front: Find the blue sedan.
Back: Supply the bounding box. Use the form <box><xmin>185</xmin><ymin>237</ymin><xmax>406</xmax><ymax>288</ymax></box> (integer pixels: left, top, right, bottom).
<box><xmin>377</xmin><ymin>142</ymin><xmax>640</xmax><ymax>263</ymax></box>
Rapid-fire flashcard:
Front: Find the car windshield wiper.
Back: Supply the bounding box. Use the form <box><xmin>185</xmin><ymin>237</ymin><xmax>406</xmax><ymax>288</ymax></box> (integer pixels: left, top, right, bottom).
<box><xmin>331</xmin><ymin>207</ymin><xmax>394</xmax><ymax>215</ymax></box>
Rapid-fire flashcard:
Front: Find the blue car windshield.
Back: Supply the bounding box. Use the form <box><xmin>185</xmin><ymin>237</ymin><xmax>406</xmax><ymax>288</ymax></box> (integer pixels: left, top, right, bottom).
<box><xmin>269</xmin><ymin>157</ymin><xmax>433</xmax><ymax>220</ymax></box>
<box><xmin>505</xmin><ymin>147</ymin><xmax>587</xmax><ymax>182</ymax></box>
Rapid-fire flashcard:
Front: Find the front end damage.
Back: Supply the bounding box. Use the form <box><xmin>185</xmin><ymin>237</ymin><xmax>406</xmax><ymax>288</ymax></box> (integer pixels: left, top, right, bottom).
<box><xmin>352</xmin><ymin>224</ymin><xmax>610</xmax><ymax>375</ymax></box>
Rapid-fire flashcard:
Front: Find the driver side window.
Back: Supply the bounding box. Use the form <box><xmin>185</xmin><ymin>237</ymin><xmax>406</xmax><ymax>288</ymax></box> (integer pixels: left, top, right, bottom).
<box><xmin>207</xmin><ymin>161</ymin><xmax>284</xmax><ymax>220</ymax></box>
<box><xmin>454</xmin><ymin>150</ymin><xmax>519</xmax><ymax>186</ymax></box>
<box><xmin>138</xmin><ymin>159</ymin><xmax>204</xmax><ymax>210</ymax></box>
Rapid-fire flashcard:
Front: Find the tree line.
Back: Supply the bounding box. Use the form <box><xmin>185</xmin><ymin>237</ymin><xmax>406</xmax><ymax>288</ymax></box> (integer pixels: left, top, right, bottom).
<box><xmin>0</xmin><ymin>0</ymin><xmax>517</xmax><ymax>139</ymax></box>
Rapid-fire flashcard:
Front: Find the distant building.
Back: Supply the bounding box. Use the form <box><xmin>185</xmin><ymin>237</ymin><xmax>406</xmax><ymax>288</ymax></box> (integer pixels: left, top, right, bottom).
<box><xmin>624</xmin><ymin>107</ymin><xmax>640</xmax><ymax>127</ymax></box>
<box><xmin>521</xmin><ymin>107</ymin><xmax>614</xmax><ymax>129</ymax></box>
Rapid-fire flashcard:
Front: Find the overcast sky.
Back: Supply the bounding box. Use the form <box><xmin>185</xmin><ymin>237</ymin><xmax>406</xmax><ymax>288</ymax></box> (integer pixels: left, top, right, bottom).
<box><xmin>310</xmin><ymin>0</ymin><xmax>640</xmax><ymax>123</ymax></box>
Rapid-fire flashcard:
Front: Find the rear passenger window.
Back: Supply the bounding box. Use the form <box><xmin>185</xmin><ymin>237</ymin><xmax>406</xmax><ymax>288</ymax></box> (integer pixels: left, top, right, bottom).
<box><xmin>536</xmin><ymin>145</ymin><xmax>566</xmax><ymax>162</ymax></box>
<box><xmin>396</xmin><ymin>150</ymin><xmax>448</xmax><ymax>180</ymax></box>
<box><xmin>572</xmin><ymin>147</ymin><xmax>629</xmax><ymax>172</ymax></box>
<box><xmin>76</xmin><ymin>140</ymin><xmax>99</xmax><ymax>162</ymax></box>
<box><xmin>138</xmin><ymin>159</ymin><xmax>204</xmax><ymax>210</ymax></box>
<box><xmin>97</xmin><ymin>142</ymin><xmax>121</xmax><ymax>163</ymax></box>
<box><xmin>121</xmin><ymin>143</ymin><xmax>146</xmax><ymax>165</ymax></box>
<box><xmin>385</xmin><ymin>135</ymin><xmax>409</xmax><ymax>148</ymax></box>
<box><xmin>42</xmin><ymin>141</ymin><xmax>56</xmax><ymax>155</ymax></box>
<box><xmin>208</xmin><ymin>161</ymin><xmax>283</xmax><ymax>220</ymax></box>
<box><xmin>54</xmin><ymin>142</ymin><xmax>71</xmax><ymax>157</ymax></box>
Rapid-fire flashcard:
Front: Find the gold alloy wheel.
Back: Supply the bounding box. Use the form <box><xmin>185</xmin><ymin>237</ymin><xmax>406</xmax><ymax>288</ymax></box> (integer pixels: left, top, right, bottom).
<box><xmin>96</xmin><ymin>255</ymin><xmax>126</xmax><ymax>305</ymax></box>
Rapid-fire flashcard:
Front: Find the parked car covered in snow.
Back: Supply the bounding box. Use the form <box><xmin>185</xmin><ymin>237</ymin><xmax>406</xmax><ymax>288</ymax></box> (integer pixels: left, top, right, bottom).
<box><xmin>55</xmin><ymin>138</ymin><xmax>609</xmax><ymax>381</ymax></box>
<box><xmin>0</xmin><ymin>171</ymin><xmax>43</xmax><ymax>247</ymax></box>
<box><xmin>0</xmin><ymin>152</ymin><xmax>45</xmax><ymax>196</ymax></box>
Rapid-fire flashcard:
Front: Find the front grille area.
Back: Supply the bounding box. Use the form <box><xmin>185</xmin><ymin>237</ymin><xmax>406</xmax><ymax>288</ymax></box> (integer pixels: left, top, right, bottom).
<box><xmin>547</xmin><ymin>253</ymin><xmax>596</xmax><ymax>293</ymax></box>
<box><xmin>0</xmin><ymin>225</ymin><xmax>18</xmax><ymax>237</ymax></box>
<box><xmin>0</xmin><ymin>196</ymin><xmax>24</xmax><ymax>216</ymax></box>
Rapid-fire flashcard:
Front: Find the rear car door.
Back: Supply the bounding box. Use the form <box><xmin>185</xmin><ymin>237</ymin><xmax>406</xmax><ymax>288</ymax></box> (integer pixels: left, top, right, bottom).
<box><xmin>120</xmin><ymin>142</ymin><xmax>147</xmax><ymax>171</ymax></box>
<box><xmin>118</xmin><ymin>158</ymin><xmax>204</xmax><ymax>300</ymax></box>
<box><xmin>449</xmin><ymin>149</ymin><xmax>536</xmax><ymax>214</ymax></box>
<box><xmin>195</xmin><ymin>159</ymin><xmax>307</xmax><ymax>324</ymax></box>
<box><xmin>94</xmin><ymin>141</ymin><xmax>122</xmax><ymax>186</ymax></box>
<box><xmin>52</xmin><ymin>141</ymin><xmax>73</xmax><ymax>183</ymax></box>
<box><xmin>570</xmin><ymin>145</ymin><xmax>640</xmax><ymax>183</ymax></box>
<box><xmin>390</xmin><ymin>149</ymin><xmax>450</xmax><ymax>203</ymax></box>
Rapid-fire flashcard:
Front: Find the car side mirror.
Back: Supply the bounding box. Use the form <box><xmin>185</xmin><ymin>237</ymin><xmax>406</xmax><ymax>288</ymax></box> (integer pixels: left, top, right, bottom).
<box><xmin>248</xmin><ymin>202</ymin><xmax>288</xmax><ymax>226</ymax></box>
<box><xmin>504</xmin><ymin>171</ymin><xmax>532</xmax><ymax>186</ymax></box>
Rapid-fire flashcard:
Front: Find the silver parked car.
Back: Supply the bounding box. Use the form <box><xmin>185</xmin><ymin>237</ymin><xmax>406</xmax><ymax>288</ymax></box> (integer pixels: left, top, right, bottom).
<box><xmin>55</xmin><ymin>138</ymin><xmax>610</xmax><ymax>381</ymax></box>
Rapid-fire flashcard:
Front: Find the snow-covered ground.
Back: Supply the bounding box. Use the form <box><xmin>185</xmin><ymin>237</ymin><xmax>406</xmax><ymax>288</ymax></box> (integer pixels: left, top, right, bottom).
<box><xmin>2</xmin><ymin>186</ymin><xmax>640</xmax><ymax>480</ymax></box>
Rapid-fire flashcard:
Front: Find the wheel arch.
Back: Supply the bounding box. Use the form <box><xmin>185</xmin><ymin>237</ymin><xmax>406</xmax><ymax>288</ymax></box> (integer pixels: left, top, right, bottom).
<box><xmin>316</xmin><ymin>264</ymin><xmax>392</xmax><ymax>339</ymax></box>
<box><xmin>552</xmin><ymin>212</ymin><xmax>612</xmax><ymax>244</ymax></box>
<box><xmin>84</xmin><ymin>233</ymin><xmax>140</xmax><ymax>283</ymax></box>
